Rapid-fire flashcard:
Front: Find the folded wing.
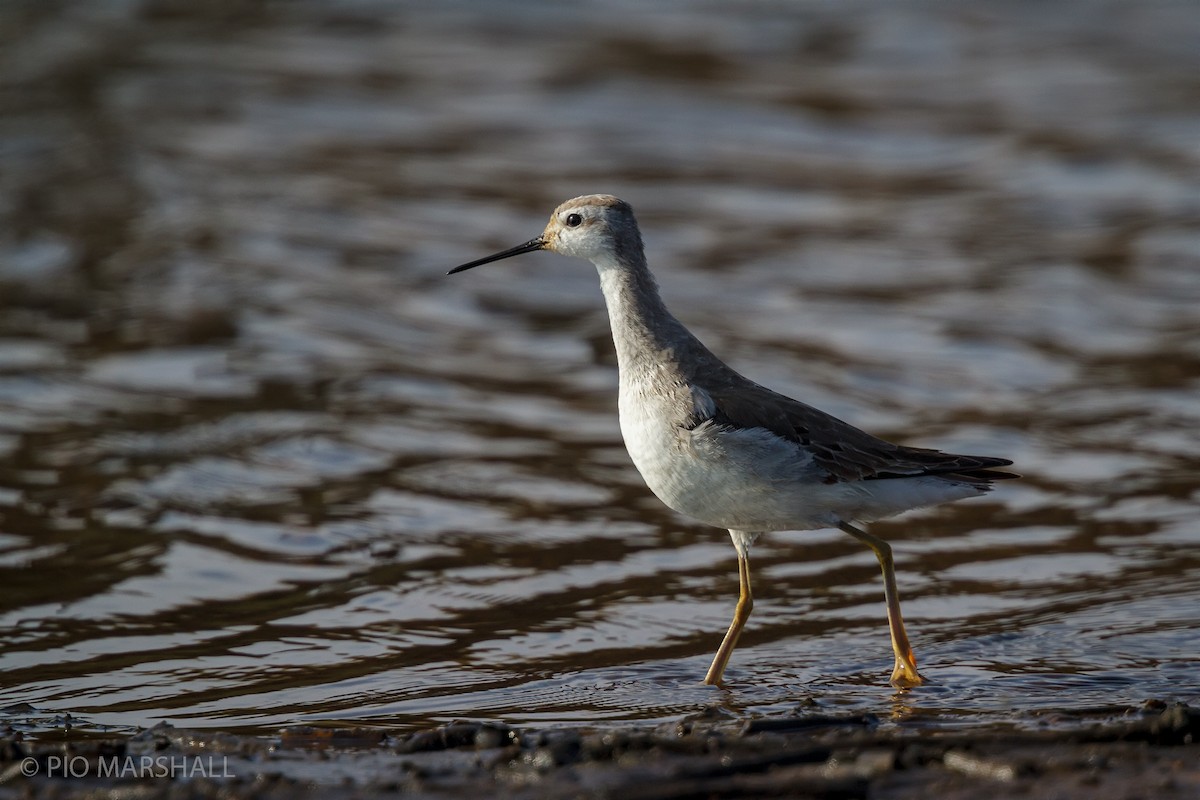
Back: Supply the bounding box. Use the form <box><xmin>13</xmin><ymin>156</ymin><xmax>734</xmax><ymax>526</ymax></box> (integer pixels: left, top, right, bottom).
<box><xmin>691</xmin><ymin>379</ymin><xmax>1017</xmax><ymax>487</ymax></box>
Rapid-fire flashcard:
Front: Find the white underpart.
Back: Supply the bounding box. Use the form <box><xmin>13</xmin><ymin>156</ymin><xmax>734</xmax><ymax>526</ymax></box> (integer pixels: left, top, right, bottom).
<box><xmin>621</xmin><ymin>385</ymin><xmax>982</xmax><ymax>532</ymax></box>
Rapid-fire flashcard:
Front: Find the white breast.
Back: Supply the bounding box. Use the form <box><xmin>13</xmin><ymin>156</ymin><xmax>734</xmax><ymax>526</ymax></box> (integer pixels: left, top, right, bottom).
<box><xmin>618</xmin><ymin>381</ymin><xmax>841</xmax><ymax>531</ymax></box>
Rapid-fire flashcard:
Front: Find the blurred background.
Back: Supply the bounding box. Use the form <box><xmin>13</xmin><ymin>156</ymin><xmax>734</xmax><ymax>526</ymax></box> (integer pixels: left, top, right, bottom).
<box><xmin>1</xmin><ymin>0</ymin><xmax>1198</xmax><ymax>737</ymax></box>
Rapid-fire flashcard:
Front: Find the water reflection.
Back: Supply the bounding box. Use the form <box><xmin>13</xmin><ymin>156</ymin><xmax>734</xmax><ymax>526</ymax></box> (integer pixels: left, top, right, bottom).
<box><xmin>1</xmin><ymin>0</ymin><xmax>1198</xmax><ymax>738</ymax></box>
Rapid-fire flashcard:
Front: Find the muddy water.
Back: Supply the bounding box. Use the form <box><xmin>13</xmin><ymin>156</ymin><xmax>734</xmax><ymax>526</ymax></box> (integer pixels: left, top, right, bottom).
<box><xmin>1</xmin><ymin>1</ymin><xmax>1198</xmax><ymax>738</ymax></box>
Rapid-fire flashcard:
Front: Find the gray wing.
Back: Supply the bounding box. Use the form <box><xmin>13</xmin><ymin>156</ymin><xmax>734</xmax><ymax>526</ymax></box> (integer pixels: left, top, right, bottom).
<box><xmin>689</xmin><ymin>377</ymin><xmax>1016</xmax><ymax>486</ymax></box>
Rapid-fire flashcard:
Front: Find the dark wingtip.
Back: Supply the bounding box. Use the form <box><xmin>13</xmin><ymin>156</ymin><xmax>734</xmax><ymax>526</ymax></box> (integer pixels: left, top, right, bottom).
<box><xmin>935</xmin><ymin>453</ymin><xmax>1019</xmax><ymax>484</ymax></box>
<box><xmin>956</xmin><ymin>468</ymin><xmax>1021</xmax><ymax>482</ymax></box>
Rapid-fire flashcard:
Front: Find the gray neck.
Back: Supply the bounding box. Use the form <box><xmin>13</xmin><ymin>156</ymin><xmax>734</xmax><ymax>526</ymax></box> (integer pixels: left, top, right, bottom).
<box><xmin>594</xmin><ymin>252</ymin><xmax>696</xmax><ymax>379</ymax></box>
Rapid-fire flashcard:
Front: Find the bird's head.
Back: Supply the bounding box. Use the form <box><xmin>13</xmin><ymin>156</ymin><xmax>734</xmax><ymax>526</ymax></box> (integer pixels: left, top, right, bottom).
<box><xmin>448</xmin><ymin>194</ymin><xmax>644</xmax><ymax>275</ymax></box>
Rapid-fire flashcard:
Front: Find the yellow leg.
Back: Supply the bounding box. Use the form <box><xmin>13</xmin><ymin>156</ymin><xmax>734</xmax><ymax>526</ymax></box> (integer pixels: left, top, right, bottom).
<box><xmin>704</xmin><ymin>541</ymin><xmax>753</xmax><ymax>686</ymax></box>
<box><xmin>838</xmin><ymin>522</ymin><xmax>925</xmax><ymax>688</ymax></box>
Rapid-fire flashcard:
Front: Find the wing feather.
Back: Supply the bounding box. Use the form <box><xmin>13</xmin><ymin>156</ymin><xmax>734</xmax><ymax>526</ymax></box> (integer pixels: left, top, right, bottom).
<box><xmin>688</xmin><ymin>377</ymin><xmax>1016</xmax><ymax>486</ymax></box>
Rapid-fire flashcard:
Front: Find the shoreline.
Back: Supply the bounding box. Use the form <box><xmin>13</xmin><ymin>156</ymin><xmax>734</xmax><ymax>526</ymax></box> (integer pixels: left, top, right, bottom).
<box><xmin>5</xmin><ymin>701</ymin><xmax>1196</xmax><ymax>798</ymax></box>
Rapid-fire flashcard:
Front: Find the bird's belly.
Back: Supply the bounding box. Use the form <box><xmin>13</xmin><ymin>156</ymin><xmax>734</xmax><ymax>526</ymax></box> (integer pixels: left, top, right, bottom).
<box><xmin>617</xmin><ymin>391</ymin><xmax>986</xmax><ymax>531</ymax></box>
<box><xmin>618</xmin><ymin>399</ymin><xmax>838</xmax><ymax>532</ymax></box>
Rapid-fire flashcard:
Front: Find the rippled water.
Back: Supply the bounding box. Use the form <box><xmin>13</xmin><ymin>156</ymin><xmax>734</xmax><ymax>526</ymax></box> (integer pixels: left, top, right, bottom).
<box><xmin>2</xmin><ymin>0</ymin><xmax>1199</xmax><ymax>738</ymax></box>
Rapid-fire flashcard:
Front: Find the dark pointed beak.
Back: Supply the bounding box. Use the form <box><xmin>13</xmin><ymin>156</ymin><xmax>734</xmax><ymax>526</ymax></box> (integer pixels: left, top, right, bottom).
<box><xmin>447</xmin><ymin>237</ymin><xmax>544</xmax><ymax>275</ymax></box>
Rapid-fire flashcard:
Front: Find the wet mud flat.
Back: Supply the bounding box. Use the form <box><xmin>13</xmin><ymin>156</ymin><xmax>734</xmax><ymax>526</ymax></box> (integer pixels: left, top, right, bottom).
<box><xmin>5</xmin><ymin>702</ymin><xmax>1197</xmax><ymax>799</ymax></box>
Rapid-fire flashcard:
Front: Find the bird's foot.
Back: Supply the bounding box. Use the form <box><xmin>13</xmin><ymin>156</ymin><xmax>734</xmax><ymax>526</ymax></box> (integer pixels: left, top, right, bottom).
<box><xmin>889</xmin><ymin>662</ymin><xmax>925</xmax><ymax>689</ymax></box>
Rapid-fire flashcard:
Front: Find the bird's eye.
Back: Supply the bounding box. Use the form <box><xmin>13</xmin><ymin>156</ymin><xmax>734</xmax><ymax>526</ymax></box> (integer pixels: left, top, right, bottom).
<box><xmin>565</xmin><ymin>213</ymin><xmax>583</xmax><ymax>228</ymax></box>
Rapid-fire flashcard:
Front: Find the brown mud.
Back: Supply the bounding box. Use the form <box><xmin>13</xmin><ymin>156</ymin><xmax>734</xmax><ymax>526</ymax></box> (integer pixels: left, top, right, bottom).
<box><xmin>4</xmin><ymin>702</ymin><xmax>1197</xmax><ymax>798</ymax></box>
